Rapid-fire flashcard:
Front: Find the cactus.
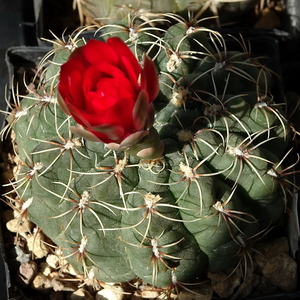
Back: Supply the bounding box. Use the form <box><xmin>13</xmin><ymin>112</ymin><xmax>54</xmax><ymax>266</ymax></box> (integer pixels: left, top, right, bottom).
<box><xmin>3</xmin><ymin>11</ymin><xmax>297</xmax><ymax>290</ymax></box>
<box><xmin>74</xmin><ymin>0</ymin><xmax>258</xmax><ymax>27</ymax></box>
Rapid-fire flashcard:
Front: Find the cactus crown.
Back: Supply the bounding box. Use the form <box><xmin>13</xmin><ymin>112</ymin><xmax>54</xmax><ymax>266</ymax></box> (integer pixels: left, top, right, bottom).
<box><xmin>2</xmin><ymin>10</ymin><xmax>297</xmax><ymax>291</ymax></box>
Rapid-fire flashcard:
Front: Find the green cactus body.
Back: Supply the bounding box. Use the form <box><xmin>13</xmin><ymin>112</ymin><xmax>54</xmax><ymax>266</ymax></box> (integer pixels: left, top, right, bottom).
<box><xmin>77</xmin><ymin>0</ymin><xmax>258</xmax><ymax>29</ymax></box>
<box><xmin>5</xmin><ymin>12</ymin><xmax>295</xmax><ymax>289</ymax></box>
<box><xmin>77</xmin><ymin>0</ymin><xmax>209</xmax><ymax>24</ymax></box>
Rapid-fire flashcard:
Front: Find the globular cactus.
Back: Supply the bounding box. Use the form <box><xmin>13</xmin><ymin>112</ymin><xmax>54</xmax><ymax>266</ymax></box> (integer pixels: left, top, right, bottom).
<box><xmin>3</xmin><ymin>11</ymin><xmax>297</xmax><ymax>290</ymax></box>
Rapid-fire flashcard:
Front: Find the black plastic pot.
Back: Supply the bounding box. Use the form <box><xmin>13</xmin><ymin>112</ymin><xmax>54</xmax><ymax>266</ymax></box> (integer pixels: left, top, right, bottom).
<box><xmin>0</xmin><ymin>1</ymin><xmax>42</xmax><ymax>297</ymax></box>
<box><xmin>33</xmin><ymin>0</ymin><xmax>80</xmax><ymax>46</ymax></box>
<box><xmin>2</xmin><ymin>46</ymin><xmax>50</xmax><ymax>300</ymax></box>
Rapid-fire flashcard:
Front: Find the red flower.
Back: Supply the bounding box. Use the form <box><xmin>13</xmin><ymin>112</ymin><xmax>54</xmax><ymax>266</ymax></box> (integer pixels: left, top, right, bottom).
<box><xmin>57</xmin><ymin>37</ymin><xmax>159</xmax><ymax>148</ymax></box>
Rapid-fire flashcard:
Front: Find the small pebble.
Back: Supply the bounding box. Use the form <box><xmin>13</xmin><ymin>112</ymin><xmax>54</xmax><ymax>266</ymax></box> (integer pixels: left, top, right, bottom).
<box><xmin>52</xmin><ymin>277</ymin><xmax>78</xmax><ymax>292</ymax></box>
<box><xmin>141</xmin><ymin>290</ymin><xmax>159</xmax><ymax>299</ymax></box>
<box><xmin>254</xmin><ymin>236</ymin><xmax>290</xmax><ymax>269</ymax></box>
<box><xmin>31</xmin><ymin>272</ymin><xmax>53</xmax><ymax>291</ymax></box>
<box><xmin>96</xmin><ymin>286</ymin><xmax>124</xmax><ymax>300</ymax></box>
<box><xmin>18</xmin><ymin>261</ymin><xmax>38</xmax><ymax>286</ymax></box>
<box><xmin>262</xmin><ymin>253</ymin><xmax>298</xmax><ymax>293</ymax></box>
<box><xmin>231</xmin><ymin>273</ymin><xmax>260</xmax><ymax>299</ymax></box>
<box><xmin>6</xmin><ymin>218</ymin><xmax>33</xmax><ymax>234</ymax></box>
<box><xmin>157</xmin><ymin>292</ymin><xmax>177</xmax><ymax>299</ymax></box>
<box><xmin>39</xmin><ymin>261</ymin><xmax>52</xmax><ymax>276</ymax></box>
<box><xmin>70</xmin><ymin>288</ymin><xmax>94</xmax><ymax>300</ymax></box>
<box><xmin>15</xmin><ymin>245</ymin><xmax>31</xmax><ymax>263</ymax></box>
<box><xmin>46</xmin><ymin>254</ymin><xmax>60</xmax><ymax>269</ymax></box>
<box><xmin>207</xmin><ymin>269</ymin><xmax>241</xmax><ymax>299</ymax></box>
<box><xmin>27</xmin><ymin>230</ymin><xmax>49</xmax><ymax>258</ymax></box>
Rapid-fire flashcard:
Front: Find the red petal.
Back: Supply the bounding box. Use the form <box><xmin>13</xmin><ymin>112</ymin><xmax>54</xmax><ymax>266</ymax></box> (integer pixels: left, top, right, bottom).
<box><xmin>89</xmin><ymin>123</ymin><xmax>125</xmax><ymax>142</ymax></box>
<box><xmin>119</xmin><ymin>55</ymin><xmax>139</xmax><ymax>93</ymax></box>
<box><xmin>81</xmin><ymin>65</ymin><xmax>104</xmax><ymax>111</ymax></box>
<box><xmin>102</xmin><ymin>96</ymin><xmax>135</xmax><ymax>132</ymax></box>
<box><xmin>63</xmin><ymin>103</ymin><xmax>92</xmax><ymax>127</ymax></box>
<box><xmin>132</xmin><ymin>90</ymin><xmax>149</xmax><ymax>131</ymax></box>
<box><xmin>57</xmin><ymin>90</ymin><xmax>71</xmax><ymax>115</ymax></box>
<box><xmin>82</xmin><ymin>39</ymin><xmax>119</xmax><ymax>66</ymax></box>
<box><xmin>81</xmin><ymin>65</ymin><xmax>120</xmax><ymax>114</ymax></box>
<box><xmin>58</xmin><ymin>59</ymin><xmax>86</xmax><ymax>109</ymax></box>
<box><xmin>68</xmin><ymin>45</ymin><xmax>84</xmax><ymax>60</ymax></box>
<box><xmin>143</xmin><ymin>55</ymin><xmax>159</xmax><ymax>103</ymax></box>
<box><xmin>66</xmin><ymin>90</ymin><xmax>136</xmax><ymax>137</ymax></box>
<box><xmin>96</xmin><ymin>61</ymin><xmax>136</xmax><ymax>99</ymax></box>
<box><xmin>107</xmin><ymin>37</ymin><xmax>141</xmax><ymax>75</ymax></box>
